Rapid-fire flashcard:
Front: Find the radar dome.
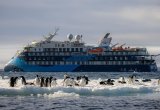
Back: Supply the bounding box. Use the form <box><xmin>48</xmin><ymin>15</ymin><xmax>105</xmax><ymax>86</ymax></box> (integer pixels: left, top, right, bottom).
<box><xmin>75</xmin><ymin>35</ymin><xmax>81</xmax><ymax>41</ymax></box>
<box><xmin>67</xmin><ymin>34</ymin><xmax>73</xmax><ymax>41</ymax></box>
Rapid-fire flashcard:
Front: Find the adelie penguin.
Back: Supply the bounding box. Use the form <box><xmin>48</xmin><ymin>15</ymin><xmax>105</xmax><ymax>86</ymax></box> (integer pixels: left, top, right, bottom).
<box><xmin>9</xmin><ymin>77</ymin><xmax>18</xmax><ymax>87</ymax></box>
<box><xmin>34</xmin><ymin>75</ymin><xmax>40</xmax><ymax>86</ymax></box>
<box><xmin>40</xmin><ymin>77</ymin><xmax>45</xmax><ymax>87</ymax></box>
<box><xmin>20</xmin><ymin>76</ymin><xmax>27</xmax><ymax>85</ymax></box>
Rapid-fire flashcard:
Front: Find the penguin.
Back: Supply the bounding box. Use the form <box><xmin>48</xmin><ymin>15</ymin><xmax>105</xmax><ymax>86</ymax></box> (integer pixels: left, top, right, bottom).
<box><xmin>14</xmin><ymin>77</ymin><xmax>18</xmax><ymax>86</ymax></box>
<box><xmin>128</xmin><ymin>75</ymin><xmax>136</xmax><ymax>84</ymax></box>
<box><xmin>99</xmin><ymin>81</ymin><xmax>107</xmax><ymax>85</ymax></box>
<box><xmin>51</xmin><ymin>78</ymin><xmax>57</xmax><ymax>87</ymax></box>
<box><xmin>70</xmin><ymin>78</ymin><xmax>76</xmax><ymax>86</ymax></box>
<box><xmin>118</xmin><ymin>77</ymin><xmax>126</xmax><ymax>84</ymax></box>
<box><xmin>78</xmin><ymin>77</ymin><xmax>87</xmax><ymax>87</ymax></box>
<box><xmin>63</xmin><ymin>74</ymin><xmax>70</xmax><ymax>82</ymax></box>
<box><xmin>40</xmin><ymin>77</ymin><xmax>45</xmax><ymax>87</ymax></box>
<box><xmin>34</xmin><ymin>75</ymin><xmax>40</xmax><ymax>86</ymax></box>
<box><xmin>63</xmin><ymin>78</ymin><xmax>72</xmax><ymax>86</ymax></box>
<box><xmin>45</xmin><ymin>77</ymin><xmax>50</xmax><ymax>87</ymax></box>
<box><xmin>76</xmin><ymin>76</ymin><xmax>82</xmax><ymax>81</ymax></box>
<box><xmin>142</xmin><ymin>79</ymin><xmax>151</xmax><ymax>82</ymax></box>
<box><xmin>9</xmin><ymin>77</ymin><xmax>18</xmax><ymax>87</ymax></box>
<box><xmin>20</xmin><ymin>76</ymin><xmax>27</xmax><ymax>85</ymax></box>
<box><xmin>84</xmin><ymin>76</ymin><xmax>89</xmax><ymax>84</ymax></box>
<box><xmin>107</xmin><ymin>79</ymin><xmax>114</xmax><ymax>85</ymax></box>
<box><xmin>9</xmin><ymin>77</ymin><xmax>15</xmax><ymax>87</ymax></box>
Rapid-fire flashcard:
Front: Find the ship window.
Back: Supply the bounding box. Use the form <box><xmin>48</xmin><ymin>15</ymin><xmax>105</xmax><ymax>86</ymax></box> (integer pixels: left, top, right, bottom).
<box><xmin>120</xmin><ymin>57</ymin><xmax>123</xmax><ymax>60</ymax></box>
<box><xmin>117</xmin><ymin>61</ymin><xmax>121</xmax><ymax>65</ymax></box>
<box><xmin>76</xmin><ymin>48</ymin><xmax>78</xmax><ymax>52</ymax></box>
<box><xmin>38</xmin><ymin>57</ymin><xmax>41</xmax><ymax>60</ymax></box>
<box><xmin>122</xmin><ymin>52</ymin><xmax>126</xmax><ymax>55</ymax></box>
<box><xmin>54</xmin><ymin>48</ymin><xmax>57</xmax><ymax>51</ymax></box>
<box><xmin>50</xmin><ymin>61</ymin><xmax>53</xmax><ymax>65</ymax></box>
<box><xmin>28</xmin><ymin>53</ymin><xmax>31</xmax><ymax>56</ymax></box>
<box><xmin>50</xmin><ymin>57</ymin><xmax>53</xmax><ymax>60</ymax></box>
<box><xmin>80</xmin><ymin>48</ymin><xmax>83</xmax><ymax>52</ymax></box>
<box><xmin>59</xmin><ymin>48</ymin><xmax>62</xmax><ymax>52</ymax></box>
<box><xmin>46</xmin><ymin>61</ymin><xmax>49</xmax><ymax>65</ymax></box>
<box><xmin>67</xmin><ymin>48</ymin><xmax>70</xmax><ymax>52</ymax></box>
<box><xmin>100</xmin><ymin>57</ymin><xmax>103</xmax><ymax>60</ymax></box>
<box><xmin>63</xmin><ymin>48</ymin><xmax>66</xmax><ymax>52</ymax></box>
<box><xmin>71</xmin><ymin>48</ymin><xmax>74</xmax><ymax>52</ymax></box>
<box><xmin>51</xmin><ymin>52</ymin><xmax>54</xmax><ymax>56</ymax></box>
<box><xmin>62</xmin><ymin>44</ymin><xmax>65</xmax><ymax>47</ymax></box>
<box><xmin>60</xmin><ymin>61</ymin><xmax>64</xmax><ymax>65</ymax></box>
<box><xmin>37</xmin><ymin>61</ymin><xmax>40</xmax><ymax>65</ymax></box>
<box><xmin>29</xmin><ymin>57</ymin><xmax>32</xmax><ymax>60</ymax></box>
<box><xmin>47</xmin><ymin>57</ymin><xmax>50</xmax><ymax>60</ymax></box>
<box><xmin>55</xmin><ymin>44</ymin><xmax>57</xmax><ymax>47</ymax></box>
<box><xmin>32</xmin><ymin>61</ymin><xmax>35</xmax><ymax>65</ymax></box>
<box><xmin>41</xmin><ymin>61</ymin><xmax>44</xmax><ymax>65</ymax></box>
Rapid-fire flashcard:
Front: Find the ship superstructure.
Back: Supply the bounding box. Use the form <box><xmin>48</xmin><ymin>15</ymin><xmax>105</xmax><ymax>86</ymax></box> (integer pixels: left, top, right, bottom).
<box><xmin>4</xmin><ymin>30</ymin><xmax>157</xmax><ymax>72</ymax></box>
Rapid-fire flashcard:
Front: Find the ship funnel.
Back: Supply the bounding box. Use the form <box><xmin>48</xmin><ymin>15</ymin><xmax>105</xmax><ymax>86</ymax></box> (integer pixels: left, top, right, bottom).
<box><xmin>99</xmin><ymin>33</ymin><xmax>112</xmax><ymax>47</ymax></box>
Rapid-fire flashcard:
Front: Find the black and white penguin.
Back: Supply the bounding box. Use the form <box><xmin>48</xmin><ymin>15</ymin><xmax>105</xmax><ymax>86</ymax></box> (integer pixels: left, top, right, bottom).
<box><xmin>51</xmin><ymin>77</ymin><xmax>57</xmax><ymax>87</ymax></box>
<box><xmin>118</xmin><ymin>76</ymin><xmax>126</xmax><ymax>84</ymax></box>
<box><xmin>99</xmin><ymin>79</ymin><xmax>114</xmax><ymax>85</ymax></box>
<box><xmin>64</xmin><ymin>74</ymin><xmax>70</xmax><ymax>81</ymax></box>
<box><xmin>45</xmin><ymin>77</ymin><xmax>50</xmax><ymax>87</ymax></box>
<box><xmin>9</xmin><ymin>77</ymin><xmax>15</xmax><ymax>87</ymax></box>
<box><xmin>40</xmin><ymin>77</ymin><xmax>45</xmax><ymax>87</ymax></box>
<box><xmin>9</xmin><ymin>77</ymin><xmax>18</xmax><ymax>87</ymax></box>
<box><xmin>78</xmin><ymin>76</ymin><xmax>89</xmax><ymax>87</ymax></box>
<box><xmin>128</xmin><ymin>75</ymin><xmax>136</xmax><ymax>84</ymax></box>
<box><xmin>63</xmin><ymin>74</ymin><xmax>72</xmax><ymax>86</ymax></box>
<box><xmin>142</xmin><ymin>79</ymin><xmax>151</xmax><ymax>82</ymax></box>
<box><xmin>34</xmin><ymin>75</ymin><xmax>40</xmax><ymax>86</ymax></box>
<box><xmin>20</xmin><ymin>76</ymin><xmax>27</xmax><ymax>85</ymax></box>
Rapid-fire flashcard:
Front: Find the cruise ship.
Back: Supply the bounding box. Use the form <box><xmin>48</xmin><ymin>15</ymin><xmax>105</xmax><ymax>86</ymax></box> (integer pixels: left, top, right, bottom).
<box><xmin>4</xmin><ymin>29</ymin><xmax>158</xmax><ymax>72</ymax></box>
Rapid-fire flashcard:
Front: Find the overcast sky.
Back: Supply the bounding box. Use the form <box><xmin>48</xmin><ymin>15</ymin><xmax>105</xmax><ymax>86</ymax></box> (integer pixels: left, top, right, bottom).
<box><xmin>0</xmin><ymin>0</ymin><xmax>160</xmax><ymax>68</ymax></box>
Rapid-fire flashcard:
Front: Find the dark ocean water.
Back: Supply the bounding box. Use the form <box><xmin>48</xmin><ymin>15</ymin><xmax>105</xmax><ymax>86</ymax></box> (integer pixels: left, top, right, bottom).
<box><xmin>0</xmin><ymin>72</ymin><xmax>160</xmax><ymax>110</ymax></box>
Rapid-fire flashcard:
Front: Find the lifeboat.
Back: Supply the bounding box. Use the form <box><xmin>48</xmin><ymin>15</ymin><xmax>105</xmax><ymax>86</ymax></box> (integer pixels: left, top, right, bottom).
<box><xmin>88</xmin><ymin>48</ymin><xmax>103</xmax><ymax>54</ymax></box>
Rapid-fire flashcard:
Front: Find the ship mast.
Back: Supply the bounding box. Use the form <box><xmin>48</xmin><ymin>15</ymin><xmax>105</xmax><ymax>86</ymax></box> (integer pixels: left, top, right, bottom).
<box><xmin>44</xmin><ymin>28</ymin><xmax>59</xmax><ymax>42</ymax></box>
